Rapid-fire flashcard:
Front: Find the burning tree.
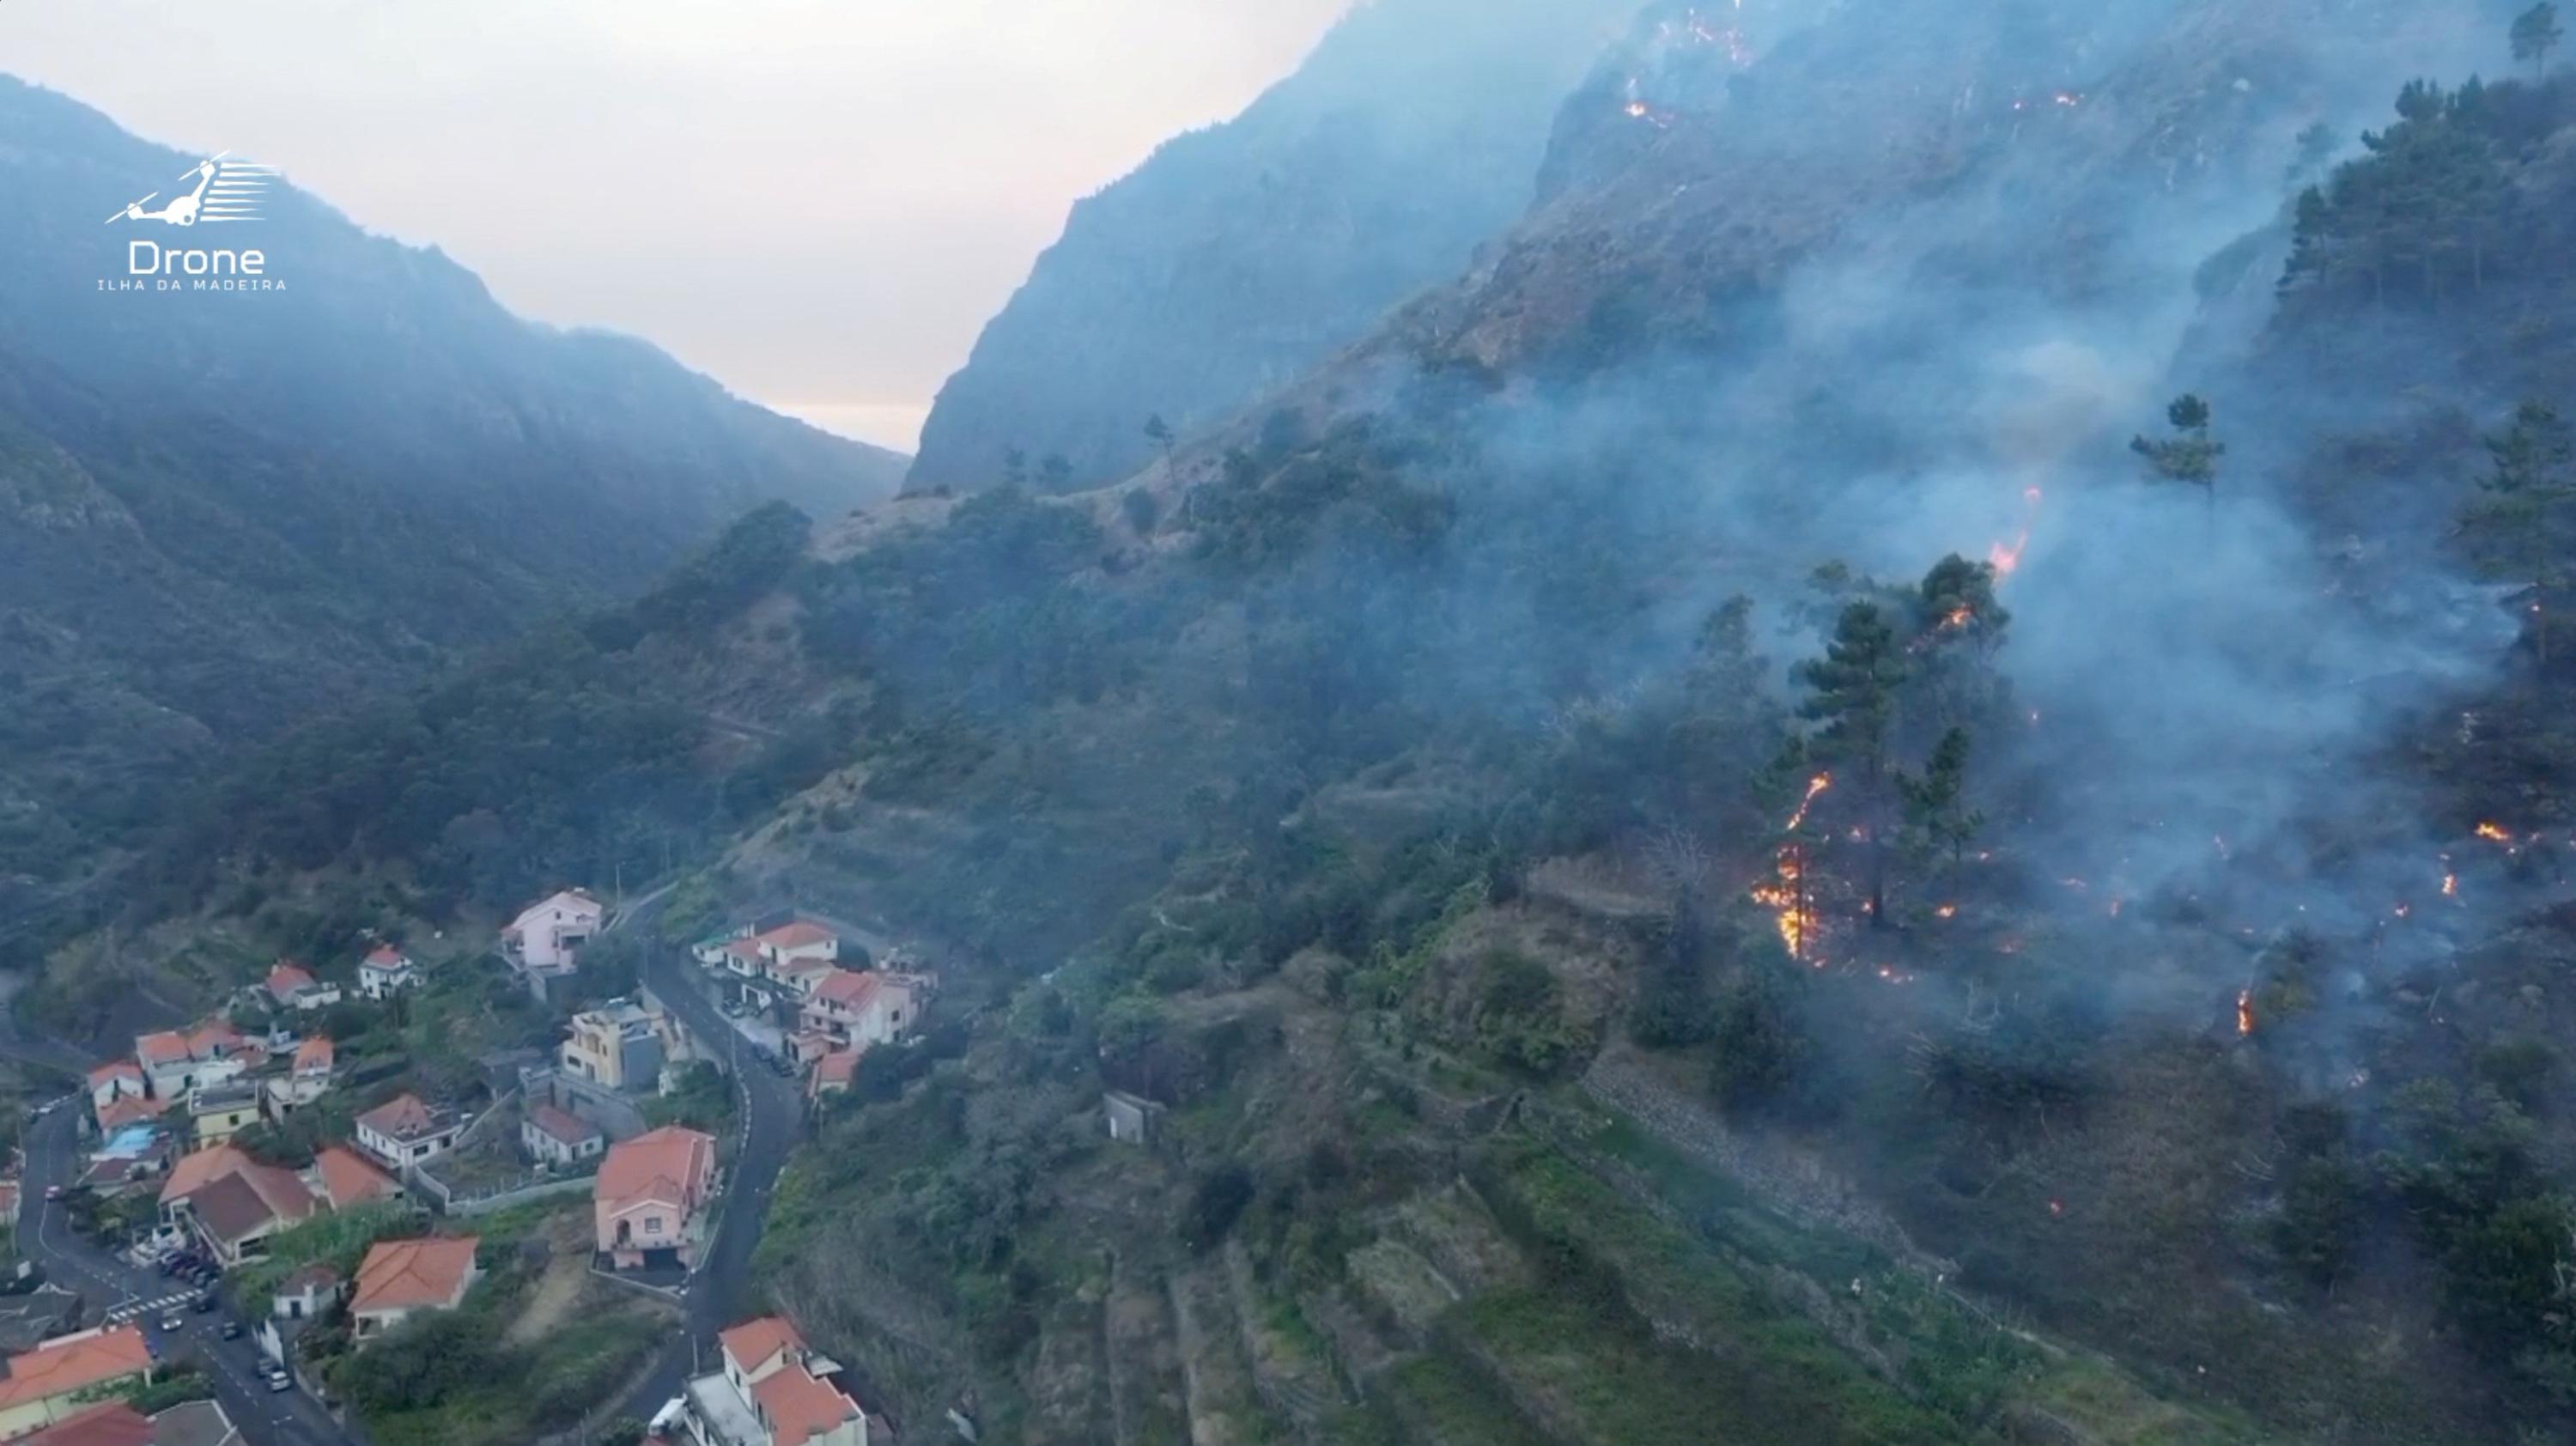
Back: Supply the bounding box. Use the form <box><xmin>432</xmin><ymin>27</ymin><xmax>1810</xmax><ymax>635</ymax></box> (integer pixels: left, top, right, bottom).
<box><xmin>1797</xmin><ymin>602</ymin><xmax>1904</xmax><ymax>926</ymax></box>
<box><xmin>2463</xmin><ymin>399</ymin><xmax>2576</xmax><ymax>665</ymax></box>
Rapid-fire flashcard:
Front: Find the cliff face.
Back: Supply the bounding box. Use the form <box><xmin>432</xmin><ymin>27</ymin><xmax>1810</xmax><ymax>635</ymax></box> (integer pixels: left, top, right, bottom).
<box><xmin>900</xmin><ymin>0</ymin><xmax>1638</xmax><ymax>496</ymax></box>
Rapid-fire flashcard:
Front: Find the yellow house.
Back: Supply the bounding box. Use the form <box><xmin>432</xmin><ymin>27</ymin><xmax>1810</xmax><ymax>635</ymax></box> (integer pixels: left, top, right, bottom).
<box><xmin>0</xmin><ymin>1324</ymin><xmax>153</xmax><ymax>1439</ymax></box>
<box><xmin>189</xmin><ymin>1081</ymin><xmax>263</xmax><ymax>1147</ymax></box>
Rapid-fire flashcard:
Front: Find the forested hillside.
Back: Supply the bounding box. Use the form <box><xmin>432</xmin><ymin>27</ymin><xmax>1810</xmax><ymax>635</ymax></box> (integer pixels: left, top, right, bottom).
<box><xmin>0</xmin><ymin>77</ymin><xmax>905</xmax><ymax>945</ymax></box>
<box><xmin>66</xmin><ymin>1</ymin><xmax>2576</xmax><ymax>1443</ymax></box>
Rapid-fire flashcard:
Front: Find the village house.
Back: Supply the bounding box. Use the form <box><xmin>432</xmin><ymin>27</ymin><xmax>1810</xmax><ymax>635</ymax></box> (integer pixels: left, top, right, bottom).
<box><xmin>595</xmin><ymin>1125</ymin><xmax>718</xmax><ymax>1271</ymax></box>
<box><xmin>502</xmin><ymin>890</ymin><xmax>605</xmax><ymax>975</ymax></box>
<box><xmin>754</xmin><ymin>922</ymin><xmax>839</xmax><ymax>972</ymax></box>
<box><xmin>263</xmin><ymin>1036</ymin><xmax>335</xmax><ymax>1123</ymax></box>
<box><xmin>157</xmin><ymin>1144</ymin><xmax>319</xmax><ymax>1267</ymax></box>
<box><xmin>133</xmin><ymin>1019</ymin><xmax>250</xmax><ymax>1103</ymax></box>
<box><xmin>350</xmin><ymin>1236</ymin><xmax>480</xmax><ymax>1340</ymax></box>
<box><xmin>262</xmin><ymin>962</ymin><xmax>341</xmax><ymax>1013</ymax></box>
<box><xmin>0</xmin><ymin>1326</ymin><xmax>154</xmax><ymax>1440</ymax></box>
<box><xmin>185</xmin><ymin>1080</ymin><xmax>262</xmax><ymax>1148</ymax></box>
<box><xmin>82</xmin><ymin>1061</ymin><xmax>144</xmax><ymax>1127</ymax></box>
<box><xmin>356</xmin><ymin>945</ymin><xmax>420</xmax><ymax>1001</ymax></box>
<box><xmin>799</xmin><ymin>970</ymin><xmax>916</xmax><ymax>1050</ymax></box>
<box><xmin>522</xmin><ymin>1103</ymin><xmax>605</xmax><ymax>1167</ymax></box>
<box><xmin>272</xmin><ymin>1263</ymin><xmax>343</xmax><ymax>1323</ymax></box>
<box><xmin>354</xmin><ymin>1094</ymin><xmax>464</xmax><ymax>1170</ymax></box>
<box><xmin>561</xmin><ymin>999</ymin><xmax>672</xmax><ymax>1093</ymax></box>
<box><xmin>313</xmin><ymin>1145</ymin><xmax>402</xmax><ymax>1211</ymax></box>
<box><xmin>680</xmin><ymin>1316</ymin><xmax>866</xmax><ymax>1446</ymax></box>
<box><xmin>808</xmin><ymin>1049</ymin><xmax>860</xmax><ymax>1103</ymax></box>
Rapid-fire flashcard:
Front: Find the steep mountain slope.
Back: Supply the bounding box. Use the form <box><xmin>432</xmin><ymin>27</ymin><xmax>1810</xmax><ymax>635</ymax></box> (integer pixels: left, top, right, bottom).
<box><xmin>0</xmin><ymin>76</ymin><xmax>905</xmax><ymax>919</ymax></box>
<box><xmin>901</xmin><ymin>0</ymin><xmax>1637</xmax><ymax>495</ymax></box>
<box><xmin>82</xmin><ymin>2</ymin><xmax>2576</xmax><ymax>1443</ymax></box>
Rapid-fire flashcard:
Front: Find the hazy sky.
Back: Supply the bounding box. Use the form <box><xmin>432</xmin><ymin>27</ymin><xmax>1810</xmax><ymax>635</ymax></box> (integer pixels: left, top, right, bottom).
<box><xmin>1</xmin><ymin>0</ymin><xmax>1352</xmax><ymax>453</ymax></box>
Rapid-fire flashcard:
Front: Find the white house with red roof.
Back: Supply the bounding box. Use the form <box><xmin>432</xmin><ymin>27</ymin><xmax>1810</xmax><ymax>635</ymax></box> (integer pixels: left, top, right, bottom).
<box><xmin>679</xmin><ymin>1315</ymin><xmax>866</xmax><ymax>1446</ymax></box>
<box><xmin>799</xmin><ymin>970</ymin><xmax>916</xmax><ymax>1049</ymax></box>
<box><xmin>132</xmin><ymin>1018</ymin><xmax>250</xmax><ymax>1102</ymax></box>
<box><xmin>350</xmin><ymin>1236</ymin><xmax>481</xmax><ymax>1340</ymax></box>
<box><xmin>262</xmin><ymin>961</ymin><xmax>341</xmax><ymax>1012</ymax></box>
<box><xmin>357</xmin><ymin>945</ymin><xmax>420</xmax><ymax>1000</ymax></box>
<box><xmin>354</xmin><ymin>1094</ymin><xmax>464</xmax><ymax>1170</ymax></box>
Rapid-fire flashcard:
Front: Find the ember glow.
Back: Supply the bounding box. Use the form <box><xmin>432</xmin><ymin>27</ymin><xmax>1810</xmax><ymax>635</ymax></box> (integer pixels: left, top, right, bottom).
<box><xmin>1751</xmin><ymin>773</ymin><xmax>1832</xmax><ymax>962</ymax></box>
<box><xmin>2475</xmin><ymin>822</ymin><xmax>2512</xmax><ymax>842</ymax></box>
<box><xmin>2236</xmin><ymin>988</ymin><xmax>2255</xmax><ymax>1037</ymax></box>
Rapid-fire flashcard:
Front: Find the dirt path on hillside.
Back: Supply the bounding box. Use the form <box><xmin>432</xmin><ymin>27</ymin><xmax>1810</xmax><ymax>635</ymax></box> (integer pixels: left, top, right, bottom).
<box><xmin>505</xmin><ymin>1215</ymin><xmax>595</xmax><ymax>1346</ymax></box>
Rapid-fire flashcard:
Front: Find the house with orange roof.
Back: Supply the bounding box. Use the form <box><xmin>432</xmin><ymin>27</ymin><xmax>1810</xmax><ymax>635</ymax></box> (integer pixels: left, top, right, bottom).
<box><xmin>594</xmin><ymin>1126</ymin><xmax>718</xmax><ymax>1270</ymax></box>
<box><xmin>356</xmin><ymin>945</ymin><xmax>419</xmax><ymax>1001</ymax></box>
<box><xmin>799</xmin><ymin>970</ymin><xmax>915</xmax><ymax>1049</ymax></box>
<box><xmin>0</xmin><ymin>1325</ymin><xmax>153</xmax><ymax>1439</ymax></box>
<box><xmin>808</xmin><ymin>1049</ymin><xmax>862</xmax><ymax>1103</ymax></box>
<box><xmin>679</xmin><ymin>1315</ymin><xmax>866</xmax><ymax>1446</ymax></box>
<box><xmin>753</xmin><ymin>921</ymin><xmax>838</xmax><ymax>970</ymax></box>
<box><xmin>90</xmin><ymin>1095</ymin><xmax>173</xmax><ymax>1137</ymax></box>
<box><xmin>262</xmin><ymin>962</ymin><xmax>340</xmax><ymax>1012</ymax></box>
<box><xmin>522</xmin><ymin>1103</ymin><xmax>605</xmax><ymax>1168</ymax></box>
<box><xmin>263</xmin><ymin>1036</ymin><xmax>337</xmax><ymax>1125</ymax></box>
<box><xmin>353</xmin><ymin>1094</ymin><xmax>463</xmax><ymax>1170</ymax></box>
<box><xmin>349</xmin><ymin>1236</ymin><xmax>480</xmax><ymax>1340</ymax></box>
<box><xmin>132</xmin><ymin>1018</ymin><xmax>251</xmax><ymax>1103</ymax></box>
<box><xmin>157</xmin><ymin>1144</ymin><xmax>318</xmax><ymax>1265</ymax></box>
<box><xmin>312</xmin><ymin>1145</ymin><xmax>402</xmax><ymax>1211</ymax></box>
<box><xmin>83</xmin><ymin>1061</ymin><xmax>143</xmax><ymax>1116</ymax></box>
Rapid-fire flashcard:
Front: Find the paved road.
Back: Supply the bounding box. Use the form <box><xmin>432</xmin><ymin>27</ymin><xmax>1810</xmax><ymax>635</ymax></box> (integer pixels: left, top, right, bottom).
<box><xmin>610</xmin><ymin>895</ymin><xmax>807</xmax><ymax>1424</ymax></box>
<box><xmin>21</xmin><ymin>1107</ymin><xmax>358</xmax><ymax>1446</ymax></box>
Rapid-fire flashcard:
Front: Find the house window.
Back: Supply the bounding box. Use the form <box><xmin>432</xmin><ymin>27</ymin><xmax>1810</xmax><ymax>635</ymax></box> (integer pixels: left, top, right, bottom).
<box><xmin>644</xmin><ymin>1216</ymin><xmax>663</xmax><ymax>1234</ymax></box>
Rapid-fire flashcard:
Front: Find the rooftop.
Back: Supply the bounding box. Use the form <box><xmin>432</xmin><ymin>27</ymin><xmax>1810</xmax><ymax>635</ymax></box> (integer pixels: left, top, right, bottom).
<box><xmin>598</xmin><ymin>1126</ymin><xmax>716</xmax><ymax>1213</ymax></box>
<box><xmin>356</xmin><ymin>1092</ymin><xmax>453</xmax><ymax>1144</ymax></box>
<box><xmin>526</xmin><ymin>1103</ymin><xmax>602</xmax><ymax>1148</ymax></box>
<box><xmin>717</xmin><ymin>1315</ymin><xmax>805</xmax><ymax>1375</ymax></box>
<box><xmin>18</xmin><ymin>1402</ymin><xmax>149</xmax><ymax>1446</ymax></box>
<box><xmin>755</xmin><ymin>921</ymin><xmax>835</xmax><ymax>951</ymax></box>
<box><xmin>352</xmin><ymin>1236</ymin><xmax>480</xmax><ymax>1315</ymax></box>
<box><xmin>752</xmin><ymin>1360</ymin><xmax>860</xmax><ymax>1446</ymax></box>
<box><xmin>0</xmin><ymin>1325</ymin><xmax>152</xmax><ymax>1410</ymax></box>
<box><xmin>315</xmin><ymin>1145</ymin><xmax>401</xmax><ymax>1208</ymax></box>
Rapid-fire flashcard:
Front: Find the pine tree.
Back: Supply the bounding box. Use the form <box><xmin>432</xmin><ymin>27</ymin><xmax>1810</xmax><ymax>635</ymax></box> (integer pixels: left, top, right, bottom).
<box><xmin>2464</xmin><ymin>401</ymin><xmax>2576</xmax><ymax>665</ymax></box>
<box><xmin>1143</xmin><ymin>414</ymin><xmax>1177</xmax><ymax>474</ymax></box>
<box><xmin>2514</xmin><ymin>3</ymin><xmax>2563</xmax><ymax>79</ymax></box>
<box><xmin>2130</xmin><ymin>394</ymin><xmax>2225</xmax><ymax>513</ymax></box>
<box><xmin>1796</xmin><ymin>603</ymin><xmax>1906</xmax><ymax>926</ymax></box>
<box><xmin>1901</xmin><ymin>727</ymin><xmax>1983</xmax><ymax>871</ymax></box>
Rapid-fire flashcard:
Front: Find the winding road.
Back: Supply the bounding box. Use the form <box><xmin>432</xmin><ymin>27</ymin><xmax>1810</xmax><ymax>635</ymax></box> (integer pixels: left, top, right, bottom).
<box><xmin>605</xmin><ymin>891</ymin><xmax>809</xmax><ymax>1426</ymax></box>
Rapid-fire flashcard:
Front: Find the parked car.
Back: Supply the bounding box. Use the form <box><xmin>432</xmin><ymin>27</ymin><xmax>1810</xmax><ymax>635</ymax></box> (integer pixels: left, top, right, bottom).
<box><xmin>219</xmin><ymin>1320</ymin><xmax>243</xmax><ymax>1340</ymax></box>
<box><xmin>265</xmin><ymin>1367</ymin><xmax>293</xmax><ymax>1392</ymax></box>
<box><xmin>191</xmin><ymin>1291</ymin><xmax>216</xmax><ymax>1312</ymax></box>
<box><xmin>41</xmin><ymin>1185</ymin><xmax>60</xmax><ymax>1202</ymax></box>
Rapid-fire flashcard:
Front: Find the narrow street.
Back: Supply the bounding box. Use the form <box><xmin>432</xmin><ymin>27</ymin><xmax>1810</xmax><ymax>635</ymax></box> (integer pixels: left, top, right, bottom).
<box><xmin>610</xmin><ymin>895</ymin><xmax>809</xmax><ymax>1425</ymax></box>
<box><xmin>21</xmin><ymin>1108</ymin><xmax>360</xmax><ymax>1446</ymax></box>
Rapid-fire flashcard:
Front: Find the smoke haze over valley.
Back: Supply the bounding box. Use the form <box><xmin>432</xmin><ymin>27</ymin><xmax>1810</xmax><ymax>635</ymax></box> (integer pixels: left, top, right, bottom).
<box><xmin>12</xmin><ymin>3</ymin><xmax>2576</xmax><ymax>1444</ymax></box>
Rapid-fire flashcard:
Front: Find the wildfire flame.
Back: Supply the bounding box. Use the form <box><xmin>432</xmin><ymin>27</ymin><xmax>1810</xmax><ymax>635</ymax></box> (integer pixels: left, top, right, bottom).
<box><xmin>1934</xmin><ymin>902</ymin><xmax>1959</xmax><ymax>920</ymax></box>
<box><xmin>1986</xmin><ymin>486</ymin><xmax>2044</xmax><ymax>580</ymax></box>
<box><xmin>2236</xmin><ymin>988</ymin><xmax>2256</xmax><ymax>1037</ymax></box>
<box><xmin>2442</xmin><ymin>872</ymin><xmax>2458</xmax><ymax>898</ymax></box>
<box><xmin>1752</xmin><ymin>773</ymin><xmax>1833</xmax><ymax>962</ymax></box>
<box><xmin>2475</xmin><ymin>822</ymin><xmax>2512</xmax><ymax>842</ymax></box>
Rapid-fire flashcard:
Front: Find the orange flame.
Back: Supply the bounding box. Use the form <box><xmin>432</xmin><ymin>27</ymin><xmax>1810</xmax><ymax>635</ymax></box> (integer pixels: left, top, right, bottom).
<box><xmin>2475</xmin><ymin>822</ymin><xmax>2512</xmax><ymax>842</ymax></box>
<box><xmin>2442</xmin><ymin>872</ymin><xmax>2458</xmax><ymax>898</ymax></box>
<box><xmin>2236</xmin><ymin>989</ymin><xmax>2255</xmax><ymax>1037</ymax></box>
<box><xmin>1752</xmin><ymin>774</ymin><xmax>1833</xmax><ymax>962</ymax></box>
